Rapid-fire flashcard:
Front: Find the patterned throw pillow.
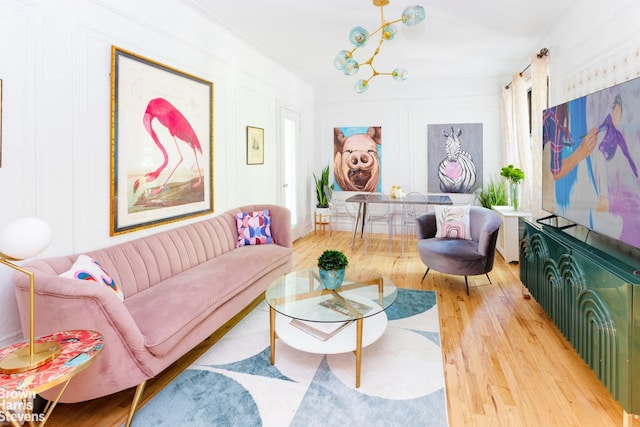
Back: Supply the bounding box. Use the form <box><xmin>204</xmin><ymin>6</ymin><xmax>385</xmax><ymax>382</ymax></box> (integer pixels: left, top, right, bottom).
<box><xmin>59</xmin><ymin>255</ymin><xmax>124</xmax><ymax>301</ymax></box>
<box><xmin>236</xmin><ymin>210</ymin><xmax>273</xmax><ymax>247</ymax></box>
<box><xmin>434</xmin><ymin>205</ymin><xmax>472</xmax><ymax>240</ymax></box>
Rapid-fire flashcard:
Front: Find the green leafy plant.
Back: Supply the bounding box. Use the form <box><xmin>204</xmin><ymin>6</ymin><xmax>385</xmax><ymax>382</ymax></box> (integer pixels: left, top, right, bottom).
<box><xmin>477</xmin><ymin>178</ymin><xmax>507</xmax><ymax>209</ymax></box>
<box><xmin>500</xmin><ymin>164</ymin><xmax>525</xmax><ymax>184</ymax></box>
<box><xmin>500</xmin><ymin>164</ymin><xmax>525</xmax><ymax>210</ymax></box>
<box><xmin>317</xmin><ymin>249</ymin><xmax>349</xmax><ymax>271</ymax></box>
<box><xmin>313</xmin><ymin>165</ymin><xmax>333</xmax><ymax>208</ymax></box>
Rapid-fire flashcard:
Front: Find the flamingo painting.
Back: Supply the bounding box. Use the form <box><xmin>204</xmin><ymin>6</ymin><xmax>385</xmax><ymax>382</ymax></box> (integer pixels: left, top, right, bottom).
<box><xmin>134</xmin><ymin>97</ymin><xmax>203</xmax><ymax>195</ymax></box>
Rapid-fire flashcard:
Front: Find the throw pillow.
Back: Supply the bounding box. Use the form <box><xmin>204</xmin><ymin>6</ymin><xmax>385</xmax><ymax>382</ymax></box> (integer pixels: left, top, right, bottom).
<box><xmin>236</xmin><ymin>209</ymin><xmax>273</xmax><ymax>247</ymax></box>
<box><xmin>59</xmin><ymin>255</ymin><xmax>124</xmax><ymax>301</ymax></box>
<box><xmin>434</xmin><ymin>205</ymin><xmax>472</xmax><ymax>240</ymax></box>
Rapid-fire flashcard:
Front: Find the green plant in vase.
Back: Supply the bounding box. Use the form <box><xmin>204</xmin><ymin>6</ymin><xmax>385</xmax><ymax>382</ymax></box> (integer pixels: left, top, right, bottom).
<box><xmin>500</xmin><ymin>164</ymin><xmax>525</xmax><ymax>210</ymax></box>
<box><xmin>317</xmin><ymin>249</ymin><xmax>349</xmax><ymax>290</ymax></box>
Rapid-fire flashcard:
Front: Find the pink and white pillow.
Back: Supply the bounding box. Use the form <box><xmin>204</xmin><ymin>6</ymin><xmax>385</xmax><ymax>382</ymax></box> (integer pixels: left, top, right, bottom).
<box><xmin>434</xmin><ymin>205</ymin><xmax>472</xmax><ymax>240</ymax></box>
<box><xmin>236</xmin><ymin>210</ymin><xmax>273</xmax><ymax>247</ymax></box>
<box><xmin>59</xmin><ymin>255</ymin><xmax>124</xmax><ymax>301</ymax></box>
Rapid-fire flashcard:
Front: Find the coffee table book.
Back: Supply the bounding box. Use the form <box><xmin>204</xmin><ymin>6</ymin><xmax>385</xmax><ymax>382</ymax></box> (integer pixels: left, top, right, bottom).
<box><xmin>289</xmin><ymin>318</ymin><xmax>353</xmax><ymax>341</ymax></box>
<box><xmin>319</xmin><ymin>295</ymin><xmax>372</xmax><ymax>316</ymax></box>
<box><xmin>288</xmin><ymin>295</ymin><xmax>374</xmax><ymax>341</ymax></box>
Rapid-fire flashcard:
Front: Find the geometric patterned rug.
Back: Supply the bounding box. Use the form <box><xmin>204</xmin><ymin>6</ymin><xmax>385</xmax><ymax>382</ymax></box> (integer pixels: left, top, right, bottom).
<box><xmin>130</xmin><ymin>289</ymin><xmax>448</xmax><ymax>426</ymax></box>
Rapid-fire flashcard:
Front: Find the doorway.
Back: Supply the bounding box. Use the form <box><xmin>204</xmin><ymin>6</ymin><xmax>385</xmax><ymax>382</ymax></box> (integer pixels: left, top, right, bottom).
<box><xmin>280</xmin><ymin>108</ymin><xmax>299</xmax><ymax>228</ymax></box>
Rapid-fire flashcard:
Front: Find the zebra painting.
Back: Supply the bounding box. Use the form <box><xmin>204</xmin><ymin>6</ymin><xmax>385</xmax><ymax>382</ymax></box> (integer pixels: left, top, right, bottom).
<box><xmin>438</xmin><ymin>127</ymin><xmax>477</xmax><ymax>193</ymax></box>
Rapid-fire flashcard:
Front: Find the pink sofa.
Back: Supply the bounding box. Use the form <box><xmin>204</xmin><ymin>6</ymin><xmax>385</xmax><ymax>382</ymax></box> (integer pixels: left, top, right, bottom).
<box><xmin>12</xmin><ymin>204</ymin><xmax>292</xmax><ymax>414</ymax></box>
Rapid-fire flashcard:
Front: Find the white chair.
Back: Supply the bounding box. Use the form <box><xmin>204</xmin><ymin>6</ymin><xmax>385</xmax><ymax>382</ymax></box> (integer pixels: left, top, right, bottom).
<box><xmin>325</xmin><ymin>186</ymin><xmax>358</xmax><ymax>235</ymax></box>
<box><xmin>364</xmin><ymin>192</ymin><xmax>393</xmax><ymax>255</ymax></box>
<box><xmin>400</xmin><ymin>192</ymin><xmax>428</xmax><ymax>257</ymax></box>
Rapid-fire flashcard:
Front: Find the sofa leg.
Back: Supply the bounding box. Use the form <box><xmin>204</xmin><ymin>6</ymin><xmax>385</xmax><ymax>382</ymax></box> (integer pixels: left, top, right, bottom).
<box><xmin>125</xmin><ymin>381</ymin><xmax>147</xmax><ymax>427</ymax></box>
<box><xmin>485</xmin><ymin>273</ymin><xmax>492</xmax><ymax>284</ymax></box>
<box><xmin>464</xmin><ymin>276</ymin><xmax>470</xmax><ymax>295</ymax></box>
<box><xmin>421</xmin><ymin>268</ymin><xmax>430</xmax><ymax>283</ymax></box>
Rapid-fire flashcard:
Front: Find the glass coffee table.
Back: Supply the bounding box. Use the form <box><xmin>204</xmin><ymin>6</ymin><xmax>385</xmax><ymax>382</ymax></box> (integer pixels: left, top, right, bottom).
<box><xmin>265</xmin><ymin>268</ymin><xmax>397</xmax><ymax>388</ymax></box>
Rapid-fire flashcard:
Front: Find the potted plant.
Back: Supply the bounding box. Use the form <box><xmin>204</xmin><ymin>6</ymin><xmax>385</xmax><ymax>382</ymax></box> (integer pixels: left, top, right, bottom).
<box><xmin>500</xmin><ymin>164</ymin><xmax>525</xmax><ymax>210</ymax></box>
<box><xmin>313</xmin><ymin>165</ymin><xmax>333</xmax><ymax>224</ymax></box>
<box><xmin>317</xmin><ymin>249</ymin><xmax>349</xmax><ymax>290</ymax></box>
<box><xmin>476</xmin><ymin>177</ymin><xmax>507</xmax><ymax>209</ymax></box>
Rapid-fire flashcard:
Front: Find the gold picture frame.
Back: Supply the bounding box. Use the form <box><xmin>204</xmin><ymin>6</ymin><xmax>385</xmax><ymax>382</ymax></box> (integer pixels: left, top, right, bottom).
<box><xmin>110</xmin><ymin>46</ymin><xmax>214</xmax><ymax>235</ymax></box>
<box><xmin>246</xmin><ymin>126</ymin><xmax>264</xmax><ymax>165</ymax></box>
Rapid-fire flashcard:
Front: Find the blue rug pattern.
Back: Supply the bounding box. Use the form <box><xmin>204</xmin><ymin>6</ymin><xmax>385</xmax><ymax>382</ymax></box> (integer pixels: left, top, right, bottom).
<box><xmin>132</xmin><ymin>289</ymin><xmax>447</xmax><ymax>426</ymax></box>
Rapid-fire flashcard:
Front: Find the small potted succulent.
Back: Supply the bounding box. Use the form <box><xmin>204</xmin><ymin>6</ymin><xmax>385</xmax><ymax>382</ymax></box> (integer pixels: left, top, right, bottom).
<box><xmin>317</xmin><ymin>249</ymin><xmax>349</xmax><ymax>290</ymax></box>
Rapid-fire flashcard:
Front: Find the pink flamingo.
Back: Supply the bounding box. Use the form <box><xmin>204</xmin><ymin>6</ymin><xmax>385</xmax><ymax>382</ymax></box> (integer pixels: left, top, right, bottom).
<box><xmin>134</xmin><ymin>98</ymin><xmax>203</xmax><ymax>195</ymax></box>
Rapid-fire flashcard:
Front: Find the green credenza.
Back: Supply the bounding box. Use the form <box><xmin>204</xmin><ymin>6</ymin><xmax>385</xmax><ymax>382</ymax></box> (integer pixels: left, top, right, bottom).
<box><xmin>519</xmin><ymin>218</ymin><xmax>640</xmax><ymax>415</ymax></box>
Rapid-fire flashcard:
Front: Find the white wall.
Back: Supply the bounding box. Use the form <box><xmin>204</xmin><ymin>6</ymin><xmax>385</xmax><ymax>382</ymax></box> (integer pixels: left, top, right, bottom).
<box><xmin>0</xmin><ymin>0</ymin><xmax>315</xmax><ymax>346</ymax></box>
<box><xmin>540</xmin><ymin>0</ymin><xmax>640</xmax><ymax>104</ymax></box>
<box><xmin>316</xmin><ymin>76</ymin><xmax>503</xmax><ymax>233</ymax></box>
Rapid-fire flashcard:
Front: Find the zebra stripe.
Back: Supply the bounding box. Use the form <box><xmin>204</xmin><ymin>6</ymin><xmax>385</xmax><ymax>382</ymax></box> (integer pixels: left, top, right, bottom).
<box><xmin>438</xmin><ymin>150</ymin><xmax>477</xmax><ymax>193</ymax></box>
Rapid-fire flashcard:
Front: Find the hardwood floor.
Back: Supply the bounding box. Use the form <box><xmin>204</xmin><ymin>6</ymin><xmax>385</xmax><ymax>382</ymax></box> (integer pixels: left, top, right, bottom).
<box><xmin>45</xmin><ymin>230</ymin><xmax>637</xmax><ymax>426</ymax></box>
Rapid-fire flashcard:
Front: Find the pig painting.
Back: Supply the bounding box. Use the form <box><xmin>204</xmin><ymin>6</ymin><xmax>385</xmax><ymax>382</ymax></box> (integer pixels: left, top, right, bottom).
<box><xmin>333</xmin><ymin>126</ymin><xmax>382</xmax><ymax>192</ymax></box>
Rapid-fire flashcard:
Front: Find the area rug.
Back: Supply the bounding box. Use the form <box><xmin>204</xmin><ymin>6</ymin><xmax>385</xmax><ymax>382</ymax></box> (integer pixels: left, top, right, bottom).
<box><xmin>131</xmin><ymin>289</ymin><xmax>448</xmax><ymax>427</ymax></box>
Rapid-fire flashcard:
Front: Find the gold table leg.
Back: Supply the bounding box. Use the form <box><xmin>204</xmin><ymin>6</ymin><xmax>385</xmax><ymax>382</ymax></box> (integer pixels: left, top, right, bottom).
<box><xmin>0</xmin><ymin>379</ymin><xmax>70</xmax><ymax>427</ymax></box>
<box><xmin>270</xmin><ymin>306</ymin><xmax>276</xmax><ymax>365</ymax></box>
<box><xmin>0</xmin><ymin>402</ymin><xmax>22</xmax><ymax>427</ymax></box>
<box><xmin>38</xmin><ymin>378</ymin><xmax>72</xmax><ymax>426</ymax></box>
<box><xmin>355</xmin><ymin>317</ymin><xmax>363</xmax><ymax>388</ymax></box>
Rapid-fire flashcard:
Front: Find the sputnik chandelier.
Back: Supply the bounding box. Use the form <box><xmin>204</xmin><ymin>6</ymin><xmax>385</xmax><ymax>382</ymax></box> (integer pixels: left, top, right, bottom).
<box><xmin>333</xmin><ymin>0</ymin><xmax>426</xmax><ymax>94</ymax></box>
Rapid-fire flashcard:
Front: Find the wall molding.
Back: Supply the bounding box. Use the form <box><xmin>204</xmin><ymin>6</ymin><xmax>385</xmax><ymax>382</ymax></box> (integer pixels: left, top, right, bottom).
<box><xmin>562</xmin><ymin>38</ymin><xmax>640</xmax><ymax>101</ymax></box>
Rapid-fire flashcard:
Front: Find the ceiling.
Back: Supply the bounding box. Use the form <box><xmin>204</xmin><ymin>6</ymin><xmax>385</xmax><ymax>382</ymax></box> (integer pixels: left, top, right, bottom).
<box><xmin>190</xmin><ymin>0</ymin><xmax>572</xmax><ymax>89</ymax></box>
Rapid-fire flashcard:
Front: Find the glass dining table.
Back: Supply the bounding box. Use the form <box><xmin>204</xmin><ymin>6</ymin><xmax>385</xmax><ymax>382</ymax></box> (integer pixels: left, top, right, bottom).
<box><xmin>344</xmin><ymin>193</ymin><xmax>453</xmax><ymax>250</ymax></box>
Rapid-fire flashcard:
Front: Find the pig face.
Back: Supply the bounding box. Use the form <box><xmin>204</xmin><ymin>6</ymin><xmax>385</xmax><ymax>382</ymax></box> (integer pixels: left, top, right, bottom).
<box><xmin>333</xmin><ymin>127</ymin><xmax>381</xmax><ymax>192</ymax></box>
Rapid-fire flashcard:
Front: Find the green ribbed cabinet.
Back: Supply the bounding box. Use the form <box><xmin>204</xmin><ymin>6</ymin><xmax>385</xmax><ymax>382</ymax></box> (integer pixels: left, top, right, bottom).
<box><xmin>519</xmin><ymin>218</ymin><xmax>640</xmax><ymax>415</ymax></box>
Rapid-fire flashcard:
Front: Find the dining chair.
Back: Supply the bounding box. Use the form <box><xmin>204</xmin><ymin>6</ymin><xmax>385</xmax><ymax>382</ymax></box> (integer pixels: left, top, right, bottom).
<box><xmin>364</xmin><ymin>192</ymin><xmax>393</xmax><ymax>255</ymax></box>
<box><xmin>400</xmin><ymin>191</ymin><xmax>428</xmax><ymax>257</ymax></box>
<box><xmin>325</xmin><ymin>186</ymin><xmax>358</xmax><ymax>236</ymax></box>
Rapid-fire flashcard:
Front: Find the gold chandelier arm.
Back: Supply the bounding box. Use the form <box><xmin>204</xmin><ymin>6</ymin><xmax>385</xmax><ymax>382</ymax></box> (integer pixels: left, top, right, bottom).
<box><xmin>368</xmin><ymin>25</ymin><xmax>384</xmax><ymax>38</ymax></box>
<box><xmin>362</xmin><ymin>37</ymin><xmax>386</xmax><ymax>67</ymax></box>
<box><xmin>378</xmin><ymin>6</ymin><xmax>386</xmax><ymax>28</ymax></box>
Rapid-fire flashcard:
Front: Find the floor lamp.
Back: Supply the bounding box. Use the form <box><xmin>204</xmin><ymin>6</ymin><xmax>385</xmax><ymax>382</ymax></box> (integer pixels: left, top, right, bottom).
<box><xmin>0</xmin><ymin>217</ymin><xmax>60</xmax><ymax>374</ymax></box>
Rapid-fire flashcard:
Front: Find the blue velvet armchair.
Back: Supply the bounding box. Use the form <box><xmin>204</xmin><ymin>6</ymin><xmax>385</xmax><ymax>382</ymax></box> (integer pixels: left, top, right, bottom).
<box><xmin>415</xmin><ymin>206</ymin><xmax>502</xmax><ymax>294</ymax></box>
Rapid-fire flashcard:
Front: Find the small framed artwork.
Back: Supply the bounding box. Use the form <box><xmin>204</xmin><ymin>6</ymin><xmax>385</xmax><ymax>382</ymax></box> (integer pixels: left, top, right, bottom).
<box><xmin>246</xmin><ymin>126</ymin><xmax>264</xmax><ymax>165</ymax></box>
<box><xmin>110</xmin><ymin>46</ymin><xmax>214</xmax><ymax>235</ymax></box>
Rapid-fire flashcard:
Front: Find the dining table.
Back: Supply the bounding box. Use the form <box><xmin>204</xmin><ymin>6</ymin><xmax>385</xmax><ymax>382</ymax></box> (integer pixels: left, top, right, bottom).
<box><xmin>345</xmin><ymin>193</ymin><xmax>453</xmax><ymax>250</ymax></box>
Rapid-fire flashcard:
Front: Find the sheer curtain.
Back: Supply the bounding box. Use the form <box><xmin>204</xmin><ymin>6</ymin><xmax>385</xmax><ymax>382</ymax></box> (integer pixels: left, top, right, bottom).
<box><xmin>500</xmin><ymin>83</ymin><xmax>516</xmax><ymax>171</ymax></box>
<box><xmin>500</xmin><ymin>51</ymin><xmax>549</xmax><ymax>216</ymax></box>
<box><xmin>501</xmin><ymin>72</ymin><xmax>531</xmax><ymax>211</ymax></box>
<box><xmin>530</xmin><ymin>54</ymin><xmax>549</xmax><ymax>217</ymax></box>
